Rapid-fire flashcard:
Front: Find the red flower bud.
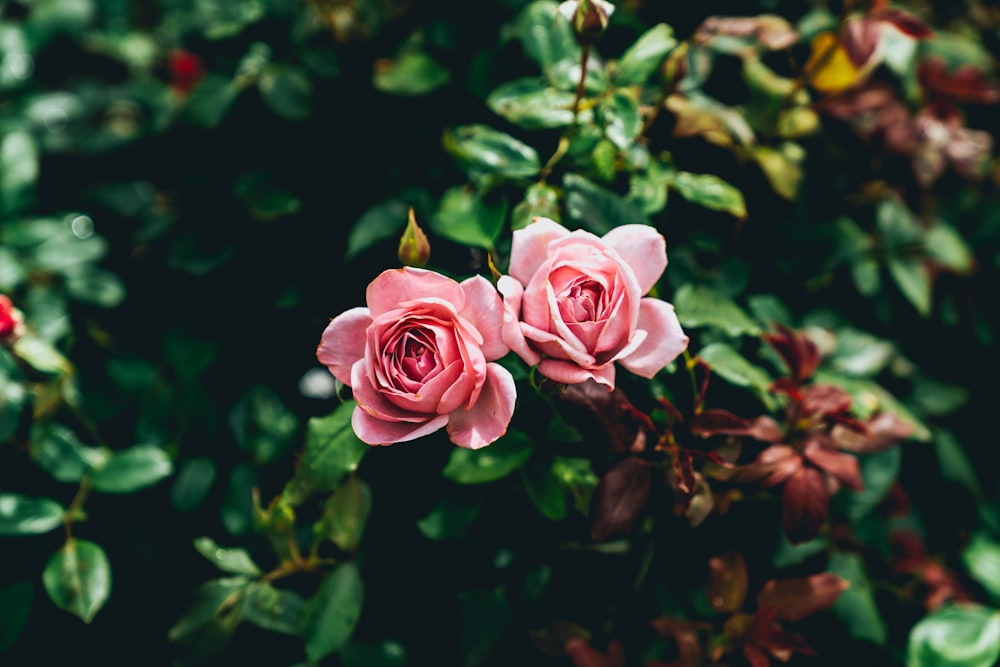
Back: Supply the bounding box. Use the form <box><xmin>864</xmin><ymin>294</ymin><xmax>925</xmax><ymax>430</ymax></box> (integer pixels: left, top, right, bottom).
<box><xmin>168</xmin><ymin>49</ymin><xmax>205</xmax><ymax>96</ymax></box>
<box><xmin>558</xmin><ymin>0</ymin><xmax>614</xmax><ymax>48</ymax></box>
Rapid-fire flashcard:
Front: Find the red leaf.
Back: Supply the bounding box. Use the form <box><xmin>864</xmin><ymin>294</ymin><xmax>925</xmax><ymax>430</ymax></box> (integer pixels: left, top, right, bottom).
<box><xmin>833</xmin><ymin>411</ymin><xmax>914</xmax><ymax>453</ymax></box>
<box><xmin>803</xmin><ymin>439</ymin><xmax>863</xmax><ymax>491</ymax></box>
<box><xmin>561</xmin><ymin>380</ymin><xmax>650</xmax><ymax>452</ymax></box>
<box><xmin>590</xmin><ymin>457</ymin><xmax>652</xmax><ymax>541</ymax></box>
<box><xmin>763</xmin><ymin>325</ymin><xmax>820</xmax><ymax>383</ymax></box>
<box><xmin>918</xmin><ymin>57</ymin><xmax>1000</xmax><ymax>104</ymax></box>
<box><xmin>707</xmin><ymin>551</ymin><xmax>749</xmax><ymax>613</ymax></box>
<box><xmin>842</xmin><ymin>17</ymin><xmax>881</xmax><ymax>68</ymax></box>
<box><xmin>873</xmin><ymin>7</ymin><xmax>934</xmax><ymax>39</ymax></box>
<box><xmin>743</xmin><ymin>645</ymin><xmax>772</xmax><ymax>667</ymax></box>
<box><xmin>673</xmin><ymin>448</ymin><xmax>696</xmax><ymax>496</ymax></box>
<box><xmin>691</xmin><ymin>410</ymin><xmax>784</xmax><ymax>442</ymax></box>
<box><xmin>693</xmin><ymin>15</ymin><xmax>799</xmax><ymax>51</ymax></box>
<box><xmin>565</xmin><ymin>639</ymin><xmax>626</xmax><ymax>667</ymax></box>
<box><xmin>799</xmin><ymin>384</ymin><xmax>852</xmax><ymax>417</ymax></box>
<box><xmin>756</xmin><ymin>573</ymin><xmax>849</xmax><ymax>621</ymax></box>
<box><xmin>781</xmin><ymin>466</ymin><xmax>829</xmax><ymax>543</ymax></box>
<box><xmin>649</xmin><ymin>617</ymin><xmax>708</xmax><ymax>667</ymax></box>
<box><xmin>737</xmin><ymin>445</ymin><xmax>801</xmax><ymax>487</ymax></box>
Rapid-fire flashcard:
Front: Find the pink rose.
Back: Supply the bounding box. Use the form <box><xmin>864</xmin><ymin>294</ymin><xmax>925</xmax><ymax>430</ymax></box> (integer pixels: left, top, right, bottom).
<box><xmin>497</xmin><ymin>218</ymin><xmax>688</xmax><ymax>389</ymax></box>
<box><xmin>317</xmin><ymin>267</ymin><xmax>516</xmax><ymax>449</ymax></box>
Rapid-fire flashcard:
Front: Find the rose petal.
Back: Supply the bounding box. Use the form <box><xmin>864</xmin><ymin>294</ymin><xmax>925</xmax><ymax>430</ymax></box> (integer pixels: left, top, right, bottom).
<box><xmin>459</xmin><ymin>275</ymin><xmax>508</xmax><ymax>361</ymax></box>
<box><xmin>351</xmin><ymin>360</ymin><xmax>429</xmax><ymax>422</ymax></box>
<box><xmin>497</xmin><ymin>276</ymin><xmax>542</xmax><ymax>366</ymax></box>
<box><xmin>446</xmin><ymin>362</ymin><xmax>516</xmax><ymax>449</ymax></box>
<box><xmin>601</xmin><ymin>224</ymin><xmax>668</xmax><ymax>295</ymax></box>
<box><xmin>317</xmin><ymin>307</ymin><xmax>372</xmax><ymax>385</ymax></box>
<box><xmin>352</xmin><ymin>405</ymin><xmax>449</xmax><ymax>445</ymax></box>
<box><xmin>507</xmin><ymin>217</ymin><xmax>571</xmax><ymax>285</ymax></box>
<box><xmin>618</xmin><ymin>299</ymin><xmax>688</xmax><ymax>378</ymax></box>
<box><xmin>366</xmin><ymin>267</ymin><xmax>466</xmax><ymax>318</ymax></box>
<box><xmin>538</xmin><ymin>358</ymin><xmax>616</xmax><ymax>389</ymax></box>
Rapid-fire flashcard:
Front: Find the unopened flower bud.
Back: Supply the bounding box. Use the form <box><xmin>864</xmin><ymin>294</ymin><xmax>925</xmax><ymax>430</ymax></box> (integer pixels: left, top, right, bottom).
<box><xmin>398</xmin><ymin>208</ymin><xmax>431</xmax><ymax>268</ymax></box>
<box><xmin>558</xmin><ymin>0</ymin><xmax>614</xmax><ymax>48</ymax></box>
<box><xmin>0</xmin><ymin>294</ymin><xmax>25</xmax><ymax>345</ymax></box>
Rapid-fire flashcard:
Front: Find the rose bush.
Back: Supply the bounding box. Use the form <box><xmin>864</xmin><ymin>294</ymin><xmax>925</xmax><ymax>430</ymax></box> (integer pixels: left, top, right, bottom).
<box><xmin>498</xmin><ymin>218</ymin><xmax>688</xmax><ymax>389</ymax></box>
<box><xmin>317</xmin><ymin>267</ymin><xmax>516</xmax><ymax>448</ymax></box>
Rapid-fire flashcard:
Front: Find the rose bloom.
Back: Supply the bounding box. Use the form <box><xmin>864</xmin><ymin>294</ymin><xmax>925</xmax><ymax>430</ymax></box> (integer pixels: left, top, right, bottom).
<box><xmin>0</xmin><ymin>294</ymin><xmax>25</xmax><ymax>345</ymax></box>
<box><xmin>317</xmin><ymin>267</ymin><xmax>516</xmax><ymax>449</ymax></box>
<box><xmin>498</xmin><ymin>218</ymin><xmax>688</xmax><ymax>389</ymax></box>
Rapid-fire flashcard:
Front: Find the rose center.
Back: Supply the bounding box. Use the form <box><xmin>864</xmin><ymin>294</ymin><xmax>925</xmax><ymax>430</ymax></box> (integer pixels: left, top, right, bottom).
<box><xmin>558</xmin><ymin>279</ymin><xmax>606</xmax><ymax>323</ymax></box>
<box><xmin>398</xmin><ymin>332</ymin><xmax>437</xmax><ymax>381</ymax></box>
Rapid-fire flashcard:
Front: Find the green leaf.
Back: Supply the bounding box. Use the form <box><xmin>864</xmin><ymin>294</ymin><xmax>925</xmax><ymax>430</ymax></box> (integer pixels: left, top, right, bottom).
<box><xmin>345</xmin><ymin>200</ymin><xmax>410</xmax><ymax>259</ymax></box>
<box><xmin>222</xmin><ymin>463</ymin><xmax>258</xmax><ymax>535</ymax></box>
<box><xmin>668</xmin><ymin>171</ymin><xmax>747</xmax><ymax>219</ymax></box>
<box><xmin>627</xmin><ymin>163</ymin><xmax>671</xmax><ymax>215</ymax></box>
<box><xmin>301</xmin><ymin>562</ymin><xmax>364</xmax><ymax>662</ymax></box>
<box><xmin>259</xmin><ymin>65</ymin><xmax>312</xmax><ymax>120</ymax></box>
<box><xmin>0</xmin><ymin>360</ymin><xmax>27</xmax><ymax>442</ymax></box>
<box><xmin>171</xmin><ymin>457</ymin><xmax>217</xmax><ymax>513</ymax></box>
<box><xmin>443</xmin><ymin>431</ymin><xmax>533</xmax><ymax>485</ymax></box>
<box><xmin>315</xmin><ymin>475</ymin><xmax>372</xmax><ymax>553</ymax></box>
<box><xmin>43</xmin><ymin>539</ymin><xmax>112</xmax><ymax>624</ymax></box>
<box><xmin>168</xmin><ymin>577</ymin><xmax>249</xmax><ymax>644</ymax></box>
<box><xmin>229</xmin><ymin>385</ymin><xmax>299</xmax><ymax>465</ymax></box>
<box><xmin>460</xmin><ymin>589</ymin><xmax>510</xmax><ymax>667</ymax></box>
<box><xmin>243</xmin><ymin>583</ymin><xmax>306</xmax><ymax>636</ymax></box>
<box><xmin>91</xmin><ymin>444</ymin><xmax>173</xmax><ymax>494</ymax></box>
<box><xmin>934</xmin><ymin>430</ymin><xmax>982</xmax><ymax>497</ymax></box>
<box><xmin>925</xmin><ymin>222</ymin><xmax>974</xmax><ymax>274</ymax></box>
<box><xmin>748</xmin><ymin>294</ymin><xmax>792</xmax><ymax>328</ymax></box>
<box><xmin>512</xmin><ymin>183</ymin><xmax>562</xmax><ymax>230</ymax></box>
<box><xmin>673</xmin><ymin>284</ymin><xmax>762</xmax><ymax>337</ymax></box>
<box><xmin>698</xmin><ymin>342</ymin><xmax>775</xmax><ymax>409</ymax></box>
<box><xmin>911</xmin><ymin>378</ymin><xmax>969</xmax><ymax>417</ymax></box>
<box><xmin>827</xmin><ymin>552</ymin><xmax>887</xmax><ymax>646</ymax></box>
<box><xmin>598</xmin><ymin>91</ymin><xmax>642</xmax><ymax>150</ymax></box>
<box><xmin>193</xmin><ymin>537</ymin><xmax>261</xmax><ymax>577</ymax></box>
<box><xmin>29</xmin><ymin>423</ymin><xmax>107</xmax><ymax>483</ymax></box>
<box><xmin>184</xmin><ymin>75</ymin><xmax>240</xmax><ymax>128</ymax></box>
<box><xmin>0</xmin><ymin>494</ymin><xmax>64</xmax><ymax>536</ymax></box>
<box><xmin>877</xmin><ymin>196</ymin><xmax>923</xmax><ymax>248</ymax></box>
<box><xmin>830</xmin><ymin>328</ymin><xmax>895</xmax><ymax>377</ymax></box>
<box><xmin>843</xmin><ymin>447</ymin><xmax>901</xmax><ymax>521</ymax></box>
<box><xmin>0</xmin><ymin>581</ymin><xmax>33</xmax><ymax>653</ymax></box>
<box><xmin>521</xmin><ymin>463</ymin><xmax>568</xmax><ymax>520</ymax></box>
<box><xmin>771</xmin><ymin>533</ymin><xmax>829</xmax><ymax>568</ymax></box>
<box><xmin>340</xmin><ymin>640</ymin><xmax>408</xmax><ymax>667</ymax></box>
<box><xmin>564</xmin><ymin>172</ymin><xmax>648</xmax><ymax>235</ymax></box>
<box><xmin>816</xmin><ymin>372</ymin><xmax>931</xmax><ymax>442</ymax></box>
<box><xmin>888</xmin><ymin>256</ymin><xmax>932</xmax><ymax>316</ymax></box>
<box><xmin>516</xmin><ymin>0</ymin><xmax>578</xmax><ymax>74</ymax></box>
<box><xmin>487</xmin><ymin>78</ymin><xmax>578</xmax><ymax>130</ymax></box>
<box><xmin>1</xmin><ymin>129</ymin><xmax>38</xmax><ymax>215</ymax></box>
<box><xmin>13</xmin><ymin>334</ymin><xmax>72</xmax><ymax>375</ymax></box>
<box><xmin>417</xmin><ymin>493</ymin><xmax>483</xmax><ymax>540</ymax></box>
<box><xmin>551</xmin><ymin>457</ymin><xmax>598</xmax><ymax>514</ymax></box>
<box><xmin>233</xmin><ymin>171</ymin><xmax>301</xmax><ymax>221</ymax></box>
<box><xmin>616</xmin><ymin>24</ymin><xmax>677</xmax><ymax>85</ymax></box>
<box><xmin>907</xmin><ymin>604</ymin><xmax>1000</xmax><ymax>667</ymax></box>
<box><xmin>443</xmin><ymin>125</ymin><xmax>541</xmax><ymax>181</ymax></box>
<box><xmin>283</xmin><ymin>402</ymin><xmax>368</xmax><ymax>505</ymax></box>
<box><xmin>63</xmin><ymin>267</ymin><xmax>126</xmax><ymax>308</ymax></box>
<box><xmin>963</xmin><ymin>534</ymin><xmax>1000</xmax><ymax>602</ymax></box>
<box><xmin>374</xmin><ymin>50</ymin><xmax>450</xmax><ymax>96</ymax></box>
<box><xmin>432</xmin><ymin>186</ymin><xmax>506</xmax><ymax>249</ymax></box>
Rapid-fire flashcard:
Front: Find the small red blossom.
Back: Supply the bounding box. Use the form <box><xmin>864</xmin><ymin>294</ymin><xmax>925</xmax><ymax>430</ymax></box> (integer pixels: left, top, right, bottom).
<box><xmin>168</xmin><ymin>49</ymin><xmax>205</xmax><ymax>96</ymax></box>
<box><xmin>0</xmin><ymin>294</ymin><xmax>25</xmax><ymax>345</ymax></box>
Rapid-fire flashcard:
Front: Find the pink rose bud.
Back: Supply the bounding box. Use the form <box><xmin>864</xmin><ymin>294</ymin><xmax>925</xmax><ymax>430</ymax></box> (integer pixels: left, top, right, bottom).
<box><xmin>0</xmin><ymin>294</ymin><xmax>25</xmax><ymax>345</ymax></box>
<box><xmin>317</xmin><ymin>267</ymin><xmax>516</xmax><ymax>449</ymax></box>
<box><xmin>558</xmin><ymin>0</ymin><xmax>615</xmax><ymax>47</ymax></box>
<box><xmin>398</xmin><ymin>208</ymin><xmax>431</xmax><ymax>268</ymax></box>
<box><xmin>498</xmin><ymin>218</ymin><xmax>688</xmax><ymax>390</ymax></box>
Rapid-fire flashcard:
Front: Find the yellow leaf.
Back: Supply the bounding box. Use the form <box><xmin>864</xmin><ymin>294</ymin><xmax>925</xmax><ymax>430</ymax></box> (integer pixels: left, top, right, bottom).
<box><xmin>806</xmin><ymin>31</ymin><xmax>864</xmax><ymax>94</ymax></box>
